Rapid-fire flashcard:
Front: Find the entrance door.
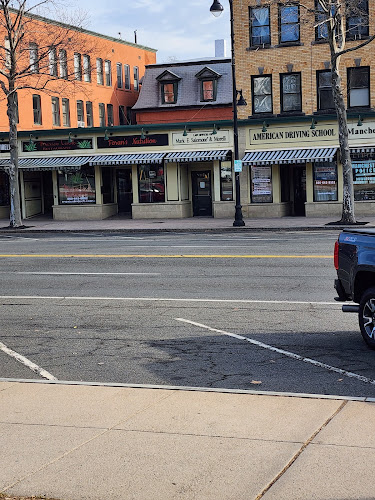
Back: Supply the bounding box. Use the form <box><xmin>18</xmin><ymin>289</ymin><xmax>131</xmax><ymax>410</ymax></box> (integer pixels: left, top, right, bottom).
<box><xmin>116</xmin><ymin>169</ymin><xmax>132</xmax><ymax>214</ymax></box>
<box><xmin>192</xmin><ymin>171</ymin><xmax>212</xmax><ymax>217</ymax></box>
<box><xmin>293</xmin><ymin>166</ymin><xmax>306</xmax><ymax>216</ymax></box>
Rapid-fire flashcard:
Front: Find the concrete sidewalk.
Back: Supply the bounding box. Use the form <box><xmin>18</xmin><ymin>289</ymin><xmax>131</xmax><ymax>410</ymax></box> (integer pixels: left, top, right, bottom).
<box><xmin>1</xmin><ymin>214</ymin><xmax>375</xmax><ymax>233</ymax></box>
<box><xmin>1</xmin><ymin>380</ymin><xmax>375</xmax><ymax>500</ymax></box>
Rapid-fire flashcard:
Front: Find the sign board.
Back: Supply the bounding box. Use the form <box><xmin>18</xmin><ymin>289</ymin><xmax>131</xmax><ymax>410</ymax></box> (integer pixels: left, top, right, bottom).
<box><xmin>97</xmin><ymin>134</ymin><xmax>168</xmax><ymax>149</ymax></box>
<box><xmin>172</xmin><ymin>129</ymin><xmax>230</xmax><ymax>147</ymax></box>
<box><xmin>234</xmin><ymin>160</ymin><xmax>242</xmax><ymax>172</ymax></box>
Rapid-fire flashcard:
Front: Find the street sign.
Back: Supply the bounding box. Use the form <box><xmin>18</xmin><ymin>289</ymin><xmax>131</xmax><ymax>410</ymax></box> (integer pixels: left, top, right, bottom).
<box><xmin>234</xmin><ymin>160</ymin><xmax>242</xmax><ymax>172</ymax></box>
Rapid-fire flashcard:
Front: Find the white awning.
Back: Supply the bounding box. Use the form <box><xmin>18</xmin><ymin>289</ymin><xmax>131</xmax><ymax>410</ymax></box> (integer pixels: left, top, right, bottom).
<box><xmin>88</xmin><ymin>153</ymin><xmax>165</xmax><ymax>165</ymax></box>
<box><xmin>242</xmin><ymin>147</ymin><xmax>338</xmax><ymax>165</ymax></box>
<box><xmin>164</xmin><ymin>150</ymin><xmax>231</xmax><ymax>163</ymax></box>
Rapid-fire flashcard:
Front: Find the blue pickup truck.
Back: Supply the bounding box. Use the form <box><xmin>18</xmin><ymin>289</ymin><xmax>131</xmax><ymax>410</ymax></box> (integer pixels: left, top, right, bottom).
<box><xmin>334</xmin><ymin>228</ymin><xmax>375</xmax><ymax>348</ymax></box>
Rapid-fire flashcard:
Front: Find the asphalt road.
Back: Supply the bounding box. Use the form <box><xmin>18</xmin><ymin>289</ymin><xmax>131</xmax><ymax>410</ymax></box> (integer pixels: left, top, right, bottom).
<box><xmin>0</xmin><ymin>230</ymin><xmax>374</xmax><ymax>398</ymax></box>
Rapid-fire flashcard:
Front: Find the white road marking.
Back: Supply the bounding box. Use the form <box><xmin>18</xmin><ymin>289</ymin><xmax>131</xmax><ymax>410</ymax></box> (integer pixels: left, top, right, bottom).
<box><xmin>0</xmin><ymin>341</ymin><xmax>57</xmax><ymax>380</ymax></box>
<box><xmin>15</xmin><ymin>272</ymin><xmax>161</xmax><ymax>276</ymax></box>
<box><xmin>175</xmin><ymin>318</ymin><xmax>375</xmax><ymax>386</ymax></box>
<box><xmin>0</xmin><ymin>296</ymin><xmax>340</xmax><ymax>305</ymax></box>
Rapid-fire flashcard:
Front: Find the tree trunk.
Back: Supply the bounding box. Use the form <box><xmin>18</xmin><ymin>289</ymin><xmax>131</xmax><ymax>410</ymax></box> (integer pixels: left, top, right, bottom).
<box><xmin>7</xmin><ymin>90</ymin><xmax>22</xmax><ymax>228</ymax></box>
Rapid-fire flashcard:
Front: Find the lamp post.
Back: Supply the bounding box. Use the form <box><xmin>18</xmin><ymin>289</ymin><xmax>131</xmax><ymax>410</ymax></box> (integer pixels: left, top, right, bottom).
<box><xmin>210</xmin><ymin>0</ymin><xmax>245</xmax><ymax>226</ymax></box>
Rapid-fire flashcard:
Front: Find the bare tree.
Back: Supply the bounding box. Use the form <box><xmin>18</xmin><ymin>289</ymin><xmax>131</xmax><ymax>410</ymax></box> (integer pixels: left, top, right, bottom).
<box><xmin>0</xmin><ymin>0</ymin><xmax>94</xmax><ymax>227</ymax></box>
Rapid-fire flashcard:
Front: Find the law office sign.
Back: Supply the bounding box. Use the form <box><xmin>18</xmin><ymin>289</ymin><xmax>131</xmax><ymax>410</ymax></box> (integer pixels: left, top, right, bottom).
<box><xmin>172</xmin><ymin>129</ymin><xmax>230</xmax><ymax>146</ymax></box>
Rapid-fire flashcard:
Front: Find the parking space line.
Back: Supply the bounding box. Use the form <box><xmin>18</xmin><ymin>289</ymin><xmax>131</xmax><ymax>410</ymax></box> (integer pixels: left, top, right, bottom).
<box><xmin>0</xmin><ymin>341</ymin><xmax>57</xmax><ymax>381</ymax></box>
<box><xmin>175</xmin><ymin>318</ymin><xmax>375</xmax><ymax>386</ymax></box>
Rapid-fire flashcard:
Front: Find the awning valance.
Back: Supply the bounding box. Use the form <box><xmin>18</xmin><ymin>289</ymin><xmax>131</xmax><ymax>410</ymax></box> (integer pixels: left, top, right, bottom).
<box><xmin>164</xmin><ymin>150</ymin><xmax>231</xmax><ymax>163</ymax></box>
<box><xmin>88</xmin><ymin>153</ymin><xmax>165</xmax><ymax>165</ymax></box>
<box><xmin>350</xmin><ymin>147</ymin><xmax>375</xmax><ymax>154</ymax></box>
<box><xmin>0</xmin><ymin>156</ymin><xmax>91</xmax><ymax>171</ymax></box>
<box><xmin>242</xmin><ymin>147</ymin><xmax>338</xmax><ymax>165</ymax></box>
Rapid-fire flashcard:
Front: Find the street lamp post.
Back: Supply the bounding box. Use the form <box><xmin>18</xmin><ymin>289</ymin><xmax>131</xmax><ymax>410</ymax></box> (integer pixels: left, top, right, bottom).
<box><xmin>210</xmin><ymin>0</ymin><xmax>245</xmax><ymax>227</ymax></box>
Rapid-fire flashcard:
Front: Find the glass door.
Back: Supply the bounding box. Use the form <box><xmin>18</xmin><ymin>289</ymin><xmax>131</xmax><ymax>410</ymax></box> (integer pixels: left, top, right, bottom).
<box><xmin>192</xmin><ymin>171</ymin><xmax>212</xmax><ymax>217</ymax></box>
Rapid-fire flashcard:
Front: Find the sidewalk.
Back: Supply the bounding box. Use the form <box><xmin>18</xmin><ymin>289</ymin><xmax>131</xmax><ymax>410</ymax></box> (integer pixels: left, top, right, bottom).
<box><xmin>1</xmin><ymin>380</ymin><xmax>374</xmax><ymax>500</ymax></box>
<box><xmin>1</xmin><ymin>214</ymin><xmax>375</xmax><ymax>233</ymax></box>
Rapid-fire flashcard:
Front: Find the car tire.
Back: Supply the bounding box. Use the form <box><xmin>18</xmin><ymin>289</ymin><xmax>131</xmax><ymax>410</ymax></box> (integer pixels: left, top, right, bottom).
<box><xmin>359</xmin><ymin>287</ymin><xmax>375</xmax><ymax>349</ymax></box>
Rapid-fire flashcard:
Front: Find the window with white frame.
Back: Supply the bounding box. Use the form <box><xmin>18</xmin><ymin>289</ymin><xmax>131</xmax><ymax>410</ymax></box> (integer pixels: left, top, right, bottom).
<box><xmin>33</xmin><ymin>94</ymin><xmax>42</xmax><ymax>125</ymax></box>
<box><xmin>116</xmin><ymin>63</ymin><xmax>123</xmax><ymax>88</ymax></box>
<box><xmin>105</xmin><ymin>60</ymin><xmax>112</xmax><ymax>86</ymax></box>
<box><xmin>62</xmin><ymin>98</ymin><xmax>70</xmax><ymax>127</ymax></box>
<box><xmin>107</xmin><ymin>104</ymin><xmax>114</xmax><ymax>126</ymax></box>
<box><xmin>83</xmin><ymin>55</ymin><xmax>91</xmax><ymax>82</ymax></box>
<box><xmin>99</xmin><ymin>103</ymin><xmax>105</xmax><ymax>127</ymax></box>
<box><xmin>96</xmin><ymin>58</ymin><xmax>103</xmax><ymax>85</ymax></box>
<box><xmin>124</xmin><ymin>64</ymin><xmax>130</xmax><ymax>89</ymax></box>
<box><xmin>49</xmin><ymin>46</ymin><xmax>57</xmax><ymax>77</ymax></box>
<box><xmin>86</xmin><ymin>101</ymin><xmax>93</xmax><ymax>127</ymax></box>
<box><xmin>74</xmin><ymin>53</ymin><xmax>82</xmax><ymax>80</ymax></box>
<box><xmin>76</xmin><ymin>100</ymin><xmax>84</xmax><ymax>124</ymax></box>
<box><xmin>29</xmin><ymin>43</ymin><xmax>39</xmax><ymax>73</ymax></box>
<box><xmin>51</xmin><ymin>96</ymin><xmax>60</xmax><ymax>126</ymax></box>
<box><xmin>134</xmin><ymin>66</ymin><xmax>139</xmax><ymax>90</ymax></box>
<box><xmin>59</xmin><ymin>49</ymin><xmax>68</xmax><ymax>79</ymax></box>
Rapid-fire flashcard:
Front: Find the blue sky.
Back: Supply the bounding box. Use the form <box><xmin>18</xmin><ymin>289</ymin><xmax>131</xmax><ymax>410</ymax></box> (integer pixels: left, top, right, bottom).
<box><xmin>78</xmin><ymin>0</ymin><xmax>231</xmax><ymax>63</ymax></box>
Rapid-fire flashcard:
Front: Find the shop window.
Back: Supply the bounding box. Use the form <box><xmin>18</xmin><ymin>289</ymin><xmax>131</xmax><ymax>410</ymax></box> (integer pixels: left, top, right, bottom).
<box><xmin>317</xmin><ymin>70</ymin><xmax>334</xmax><ymax>111</ymax></box>
<box><xmin>83</xmin><ymin>55</ymin><xmax>91</xmax><ymax>82</ymax></box>
<box><xmin>134</xmin><ymin>66</ymin><xmax>139</xmax><ymax>90</ymax></box>
<box><xmin>62</xmin><ymin>98</ymin><xmax>70</xmax><ymax>127</ymax></box>
<box><xmin>105</xmin><ymin>60</ymin><xmax>112</xmax><ymax>86</ymax></box>
<box><xmin>49</xmin><ymin>46</ymin><xmax>58</xmax><ymax>77</ymax></box>
<box><xmin>250</xmin><ymin>165</ymin><xmax>273</xmax><ymax>203</ymax></box>
<box><xmin>279</xmin><ymin>4</ymin><xmax>300</xmax><ymax>44</ymax></box>
<box><xmin>252</xmin><ymin>75</ymin><xmax>272</xmax><ymax>114</ymax></box>
<box><xmin>33</xmin><ymin>94</ymin><xmax>42</xmax><ymax>125</ymax></box>
<box><xmin>86</xmin><ymin>101</ymin><xmax>93</xmax><ymax>127</ymax></box>
<box><xmin>348</xmin><ymin>67</ymin><xmax>370</xmax><ymax>108</ymax></box>
<box><xmin>99</xmin><ymin>103</ymin><xmax>105</xmax><ymax>127</ymax></box>
<box><xmin>353</xmin><ymin>161</ymin><xmax>375</xmax><ymax>201</ymax></box>
<box><xmin>117</xmin><ymin>63</ymin><xmax>123</xmax><ymax>88</ymax></box>
<box><xmin>161</xmin><ymin>82</ymin><xmax>178</xmax><ymax>104</ymax></box>
<box><xmin>138</xmin><ymin>164</ymin><xmax>165</xmax><ymax>203</ymax></box>
<box><xmin>315</xmin><ymin>0</ymin><xmax>328</xmax><ymax>40</ymax></box>
<box><xmin>124</xmin><ymin>64</ymin><xmax>130</xmax><ymax>89</ymax></box>
<box><xmin>59</xmin><ymin>49</ymin><xmax>68</xmax><ymax>79</ymax></box>
<box><xmin>96</xmin><ymin>58</ymin><xmax>103</xmax><ymax>85</ymax></box>
<box><xmin>58</xmin><ymin>166</ymin><xmax>96</xmax><ymax>205</ymax></box>
<box><xmin>51</xmin><ymin>96</ymin><xmax>60</xmax><ymax>126</ymax></box>
<box><xmin>102</xmin><ymin>168</ymin><xmax>114</xmax><ymax>204</ymax></box>
<box><xmin>314</xmin><ymin>162</ymin><xmax>338</xmax><ymax>201</ymax></box>
<box><xmin>249</xmin><ymin>6</ymin><xmax>271</xmax><ymax>47</ymax></box>
<box><xmin>220</xmin><ymin>161</ymin><xmax>233</xmax><ymax>201</ymax></box>
<box><xmin>29</xmin><ymin>42</ymin><xmax>39</xmax><ymax>73</ymax></box>
<box><xmin>107</xmin><ymin>104</ymin><xmax>114</xmax><ymax>126</ymax></box>
<box><xmin>0</xmin><ymin>171</ymin><xmax>9</xmax><ymax>206</ymax></box>
<box><xmin>347</xmin><ymin>0</ymin><xmax>369</xmax><ymax>40</ymax></box>
<box><xmin>281</xmin><ymin>73</ymin><xmax>302</xmax><ymax>113</ymax></box>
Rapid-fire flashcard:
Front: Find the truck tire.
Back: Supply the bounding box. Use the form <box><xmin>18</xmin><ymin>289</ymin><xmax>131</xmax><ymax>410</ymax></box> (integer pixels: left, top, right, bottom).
<box><xmin>359</xmin><ymin>287</ymin><xmax>375</xmax><ymax>349</ymax></box>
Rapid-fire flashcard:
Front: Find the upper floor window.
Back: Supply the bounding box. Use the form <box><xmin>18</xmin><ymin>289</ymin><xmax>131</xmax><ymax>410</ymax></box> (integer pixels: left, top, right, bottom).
<box><xmin>29</xmin><ymin>43</ymin><xmax>39</xmax><ymax>73</ymax></box>
<box><xmin>96</xmin><ymin>58</ymin><xmax>103</xmax><ymax>85</ymax></box>
<box><xmin>33</xmin><ymin>94</ymin><xmax>42</xmax><ymax>125</ymax></box>
<box><xmin>201</xmin><ymin>80</ymin><xmax>216</xmax><ymax>101</ymax></box>
<box><xmin>162</xmin><ymin>82</ymin><xmax>178</xmax><ymax>103</ymax></box>
<box><xmin>280</xmin><ymin>72</ymin><xmax>302</xmax><ymax>112</ymax></box>
<box><xmin>105</xmin><ymin>60</ymin><xmax>112</xmax><ymax>86</ymax></box>
<box><xmin>315</xmin><ymin>0</ymin><xmax>328</xmax><ymax>40</ymax></box>
<box><xmin>59</xmin><ymin>49</ymin><xmax>68</xmax><ymax>79</ymax></box>
<box><xmin>62</xmin><ymin>98</ymin><xmax>70</xmax><ymax>127</ymax></box>
<box><xmin>196</xmin><ymin>67</ymin><xmax>221</xmax><ymax>102</ymax></box>
<box><xmin>117</xmin><ymin>63</ymin><xmax>123</xmax><ymax>88</ymax></box>
<box><xmin>86</xmin><ymin>101</ymin><xmax>93</xmax><ymax>127</ymax></box>
<box><xmin>51</xmin><ymin>96</ymin><xmax>60</xmax><ymax>126</ymax></box>
<box><xmin>279</xmin><ymin>4</ymin><xmax>300</xmax><ymax>44</ymax></box>
<box><xmin>252</xmin><ymin>75</ymin><xmax>272</xmax><ymax>114</ymax></box>
<box><xmin>124</xmin><ymin>64</ymin><xmax>131</xmax><ymax>89</ymax></box>
<box><xmin>49</xmin><ymin>46</ymin><xmax>57</xmax><ymax>77</ymax></box>
<box><xmin>119</xmin><ymin>105</ymin><xmax>126</xmax><ymax>125</ymax></box>
<box><xmin>348</xmin><ymin>66</ymin><xmax>370</xmax><ymax>108</ymax></box>
<box><xmin>134</xmin><ymin>66</ymin><xmax>139</xmax><ymax>90</ymax></box>
<box><xmin>249</xmin><ymin>6</ymin><xmax>271</xmax><ymax>47</ymax></box>
<box><xmin>317</xmin><ymin>70</ymin><xmax>334</xmax><ymax>111</ymax></box>
<box><xmin>107</xmin><ymin>104</ymin><xmax>114</xmax><ymax>126</ymax></box>
<box><xmin>99</xmin><ymin>103</ymin><xmax>106</xmax><ymax>127</ymax></box>
<box><xmin>83</xmin><ymin>55</ymin><xmax>91</xmax><ymax>82</ymax></box>
<box><xmin>76</xmin><ymin>99</ymin><xmax>84</xmax><ymax>125</ymax></box>
<box><xmin>74</xmin><ymin>53</ymin><xmax>82</xmax><ymax>80</ymax></box>
<box><xmin>347</xmin><ymin>0</ymin><xmax>369</xmax><ymax>40</ymax></box>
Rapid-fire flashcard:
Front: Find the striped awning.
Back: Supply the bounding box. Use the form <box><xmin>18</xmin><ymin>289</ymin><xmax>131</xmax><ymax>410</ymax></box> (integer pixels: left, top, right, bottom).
<box><xmin>88</xmin><ymin>153</ymin><xmax>165</xmax><ymax>165</ymax></box>
<box><xmin>350</xmin><ymin>146</ymin><xmax>375</xmax><ymax>154</ymax></box>
<box><xmin>164</xmin><ymin>150</ymin><xmax>231</xmax><ymax>163</ymax></box>
<box><xmin>0</xmin><ymin>156</ymin><xmax>90</xmax><ymax>171</ymax></box>
<box><xmin>242</xmin><ymin>147</ymin><xmax>338</xmax><ymax>165</ymax></box>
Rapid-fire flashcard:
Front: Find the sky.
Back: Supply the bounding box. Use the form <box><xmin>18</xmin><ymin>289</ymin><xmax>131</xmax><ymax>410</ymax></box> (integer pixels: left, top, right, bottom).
<box><xmin>71</xmin><ymin>0</ymin><xmax>231</xmax><ymax>63</ymax></box>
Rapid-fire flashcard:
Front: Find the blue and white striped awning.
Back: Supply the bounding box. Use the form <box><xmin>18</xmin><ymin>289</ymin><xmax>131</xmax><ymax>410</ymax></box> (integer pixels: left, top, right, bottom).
<box><xmin>350</xmin><ymin>146</ymin><xmax>375</xmax><ymax>154</ymax></box>
<box><xmin>242</xmin><ymin>147</ymin><xmax>338</xmax><ymax>165</ymax></box>
<box><xmin>0</xmin><ymin>156</ymin><xmax>90</xmax><ymax>170</ymax></box>
<box><xmin>88</xmin><ymin>153</ymin><xmax>165</xmax><ymax>165</ymax></box>
<box><xmin>165</xmin><ymin>150</ymin><xmax>231</xmax><ymax>163</ymax></box>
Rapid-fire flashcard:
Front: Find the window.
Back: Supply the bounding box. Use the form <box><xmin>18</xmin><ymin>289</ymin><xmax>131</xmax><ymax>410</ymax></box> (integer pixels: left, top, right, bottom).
<box><xmin>74</xmin><ymin>53</ymin><xmax>82</xmax><ymax>80</ymax></box>
<box><xmin>62</xmin><ymin>98</ymin><xmax>70</xmax><ymax>127</ymax></box>
<box><xmin>83</xmin><ymin>55</ymin><xmax>91</xmax><ymax>82</ymax></box>
<box><xmin>105</xmin><ymin>60</ymin><xmax>112</xmax><ymax>86</ymax></box>
<box><xmin>119</xmin><ymin>105</ymin><xmax>126</xmax><ymax>125</ymax></box>
<box><xmin>279</xmin><ymin>4</ymin><xmax>299</xmax><ymax>43</ymax></box>
<box><xmin>86</xmin><ymin>101</ymin><xmax>93</xmax><ymax>127</ymax></box>
<box><xmin>201</xmin><ymin>80</ymin><xmax>216</xmax><ymax>101</ymax></box>
<box><xmin>102</xmin><ymin>168</ymin><xmax>114</xmax><ymax>204</ymax></box>
<box><xmin>353</xmin><ymin>161</ymin><xmax>375</xmax><ymax>200</ymax></box>
<box><xmin>99</xmin><ymin>103</ymin><xmax>106</xmax><ymax>127</ymax></box>
<box><xmin>249</xmin><ymin>6</ymin><xmax>271</xmax><ymax>46</ymax></box>
<box><xmin>4</xmin><ymin>37</ymin><xmax>10</xmax><ymax>69</ymax></box>
<box><xmin>281</xmin><ymin>73</ymin><xmax>302</xmax><ymax>112</ymax></box>
<box><xmin>347</xmin><ymin>0</ymin><xmax>369</xmax><ymax>40</ymax></box>
<box><xmin>51</xmin><ymin>96</ymin><xmax>60</xmax><ymax>126</ymax></box>
<box><xmin>29</xmin><ymin>43</ymin><xmax>39</xmax><ymax>73</ymax></box>
<box><xmin>14</xmin><ymin>92</ymin><xmax>19</xmax><ymax>123</ymax></box>
<box><xmin>59</xmin><ymin>49</ymin><xmax>68</xmax><ymax>79</ymax></box>
<box><xmin>250</xmin><ymin>166</ymin><xmax>273</xmax><ymax>203</ymax></box>
<box><xmin>138</xmin><ymin>164</ymin><xmax>165</xmax><ymax>203</ymax></box>
<box><xmin>33</xmin><ymin>94</ymin><xmax>42</xmax><ymax>125</ymax></box>
<box><xmin>58</xmin><ymin>166</ymin><xmax>95</xmax><ymax>205</ymax></box>
<box><xmin>76</xmin><ymin>100</ymin><xmax>84</xmax><ymax>124</ymax></box>
<box><xmin>252</xmin><ymin>75</ymin><xmax>272</xmax><ymax>114</ymax></box>
<box><xmin>116</xmin><ymin>63</ymin><xmax>123</xmax><ymax>88</ymax></box>
<box><xmin>315</xmin><ymin>0</ymin><xmax>328</xmax><ymax>40</ymax></box>
<box><xmin>107</xmin><ymin>104</ymin><xmax>114</xmax><ymax>126</ymax></box>
<box><xmin>220</xmin><ymin>161</ymin><xmax>233</xmax><ymax>201</ymax></box>
<box><xmin>124</xmin><ymin>64</ymin><xmax>130</xmax><ymax>89</ymax></box>
<box><xmin>348</xmin><ymin>67</ymin><xmax>370</xmax><ymax>108</ymax></box>
<box><xmin>161</xmin><ymin>82</ymin><xmax>178</xmax><ymax>103</ymax></box>
<box><xmin>134</xmin><ymin>66</ymin><xmax>139</xmax><ymax>90</ymax></box>
<box><xmin>49</xmin><ymin>46</ymin><xmax>58</xmax><ymax>77</ymax></box>
<box><xmin>0</xmin><ymin>171</ymin><xmax>9</xmax><ymax>206</ymax></box>
<box><xmin>317</xmin><ymin>70</ymin><xmax>334</xmax><ymax>111</ymax></box>
<box><xmin>314</xmin><ymin>162</ymin><xmax>338</xmax><ymax>201</ymax></box>
<box><xmin>96</xmin><ymin>58</ymin><xmax>103</xmax><ymax>85</ymax></box>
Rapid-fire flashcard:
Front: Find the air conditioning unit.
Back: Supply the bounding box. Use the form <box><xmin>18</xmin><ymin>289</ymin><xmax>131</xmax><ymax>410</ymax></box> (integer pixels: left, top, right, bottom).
<box><xmin>77</xmin><ymin>121</ymin><xmax>85</xmax><ymax>128</ymax></box>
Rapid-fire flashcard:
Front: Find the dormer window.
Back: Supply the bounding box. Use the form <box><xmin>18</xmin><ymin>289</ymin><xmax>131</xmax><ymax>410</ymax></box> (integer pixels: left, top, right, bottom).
<box><xmin>156</xmin><ymin>70</ymin><xmax>181</xmax><ymax>105</ymax></box>
<box><xmin>195</xmin><ymin>67</ymin><xmax>221</xmax><ymax>102</ymax></box>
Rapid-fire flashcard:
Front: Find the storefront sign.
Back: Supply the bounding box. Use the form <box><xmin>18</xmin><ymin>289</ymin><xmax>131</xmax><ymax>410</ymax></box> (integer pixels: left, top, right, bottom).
<box><xmin>250</xmin><ymin>125</ymin><xmax>337</xmax><ymax>146</ymax></box>
<box><xmin>97</xmin><ymin>134</ymin><xmax>168</xmax><ymax>149</ymax></box>
<box><xmin>23</xmin><ymin>138</ymin><xmax>93</xmax><ymax>152</ymax></box>
<box><xmin>0</xmin><ymin>143</ymin><xmax>10</xmax><ymax>152</ymax></box>
<box><xmin>172</xmin><ymin>130</ymin><xmax>230</xmax><ymax>146</ymax></box>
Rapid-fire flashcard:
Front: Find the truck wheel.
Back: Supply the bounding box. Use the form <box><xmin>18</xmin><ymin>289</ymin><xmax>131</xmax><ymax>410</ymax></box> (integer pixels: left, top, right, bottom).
<box><xmin>359</xmin><ymin>287</ymin><xmax>375</xmax><ymax>349</ymax></box>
